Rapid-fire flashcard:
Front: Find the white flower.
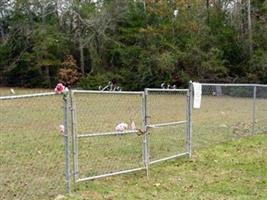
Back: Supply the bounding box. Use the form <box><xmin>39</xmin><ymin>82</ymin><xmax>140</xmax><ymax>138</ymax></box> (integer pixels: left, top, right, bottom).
<box><xmin>115</xmin><ymin>123</ymin><xmax>128</xmax><ymax>132</ymax></box>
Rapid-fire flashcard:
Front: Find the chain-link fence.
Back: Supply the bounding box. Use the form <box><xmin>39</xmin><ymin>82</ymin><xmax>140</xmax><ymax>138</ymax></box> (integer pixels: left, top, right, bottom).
<box><xmin>0</xmin><ymin>88</ymin><xmax>191</xmax><ymax>197</ymax></box>
<box><xmin>192</xmin><ymin>83</ymin><xmax>267</xmax><ymax>149</ymax></box>
<box><xmin>1</xmin><ymin>83</ymin><xmax>266</xmax><ymax>197</ymax></box>
<box><xmin>255</xmin><ymin>86</ymin><xmax>267</xmax><ymax>133</ymax></box>
<box><xmin>70</xmin><ymin>90</ymin><xmax>146</xmax><ymax>184</ymax></box>
<box><xmin>0</xmin><ymin>93</ymin><xmax>65</xmax><ymax>200</ymax></box>
<box><xmin>145</xmin><ymin>89</ymin><xmax>190</xmax><ymax>164</ymax></box>
<box><xmin>66</xmin><ymin>88</ymin><xmax>191</xmax><ymax>190</ymax></box>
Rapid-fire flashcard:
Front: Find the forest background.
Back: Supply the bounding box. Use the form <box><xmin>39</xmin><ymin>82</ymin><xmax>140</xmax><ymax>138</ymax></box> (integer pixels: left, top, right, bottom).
<box><xmin>0</xmin><ymin>0</ymin><xmax>266</xmax><ymax>90</ymax></box>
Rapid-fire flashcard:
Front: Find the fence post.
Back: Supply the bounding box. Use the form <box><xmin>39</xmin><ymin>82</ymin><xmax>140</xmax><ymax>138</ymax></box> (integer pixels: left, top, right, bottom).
<box><xmin>187</xmin><ymin>81</ymin><xmax>193</xmax><ymax>157</ymax></box>
<box><xmin>252</xmin><ymin>86</ymin><xmax>257</xmax><ymax>134</ymax></box>
<box><xmin>142</xmin><ymin>90</ymin><xmax>149</xmax><ymax>178</ymax></box>
<box><xmin>63</xmin><ymin>88</ymin><xmax>71</xmax><ymax>193</ymax></box>
<box><xmin>70</xmin><ymin>90</ymin><xmax>78</xmax><ymax>183</ymax></box>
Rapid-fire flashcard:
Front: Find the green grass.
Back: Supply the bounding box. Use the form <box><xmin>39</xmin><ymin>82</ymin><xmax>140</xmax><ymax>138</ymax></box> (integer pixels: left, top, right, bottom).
<box><xmin>0</xmin><ymin>88</ymin><xmax>266</xmax><ymax>200</ymax></box>
<box><xmin>67</xmin><ymin>134</ymin><xmax>267</xmax><ymax>200</ymax></box>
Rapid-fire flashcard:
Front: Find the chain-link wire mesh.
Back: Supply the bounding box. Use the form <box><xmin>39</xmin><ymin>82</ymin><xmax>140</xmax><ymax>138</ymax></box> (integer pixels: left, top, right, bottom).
<box><xmin>0</xmin><ymin>93</ymin><xmax>65</xmax><ymax>200</ymax></box>
<box><xmin>255</xmin><ymin>86</ymin><xmax>267</xmax><ymax>133</ymax></box>
<box><xmin>72</xmin><ymin>91</ymin><xmax>145</xmax><ymax>181</ymax></box>
<box><xmin>148</xmin><ymin>124</ymin><xmax>187</xmax><ymax>163</ymax></box>
<box><xmin>146</xmin><ymin>89</ymin><xmax>189</xmax><ymax>164</ymax></box>
<box><xmin>146</xmin><ymin>90</ymin><xmax>188</xmax><ymax>125</ymax></box>
<box><xmin>192</xmin><ymin>84</ymin><xmax>267</xmax><ymax>149</ymax></box>
<box><xmin>74</xmin><ymin>92</ymin><xmax>143</xmax><ymax>134</ymax></box>
<box><xmin>77</xmin><ymin>134</ymin><xmax>143</xmax><ymax>179</ymax></box>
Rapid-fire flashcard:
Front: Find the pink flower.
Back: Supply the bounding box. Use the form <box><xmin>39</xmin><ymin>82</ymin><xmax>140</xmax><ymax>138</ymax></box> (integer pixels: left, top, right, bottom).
<box><xmin>59</xmin><ymin>125</ymin><xmax>65</xmax><ymax>134</ymax></box>
<box><xmin>54</xmin><ymin>83</ymin><xmax>65</xmax><ymax>94</ymax></box>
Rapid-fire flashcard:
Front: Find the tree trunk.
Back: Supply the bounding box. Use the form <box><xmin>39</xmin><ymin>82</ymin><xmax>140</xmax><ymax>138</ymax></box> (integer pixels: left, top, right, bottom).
<box><xmin>247</xmin><ymin>0</ymin><xmax>252</xmax><ymax>56</ymax></box>
<box><xmin>0</xmin><ymin>24</ymin><xmax>4</xmax><ymax>38</ymax></box>
<box><xmin>79</xmin><ymin>38</ymin><xmax>85</xmax><ymax>74</ymax></box>
<box><xmin>45</xmin><ymin>66</ymin><xmax>51</xmax><ymax>88</ymax></box>
<box><xmin>28</xmin><ymin>7</ymin><xmax>34</xmax><ymax>31</ymax></box>
<box><xmin>206</xmin><ymin>0</ymin><xmax>210</xmax><ymax>24</ymax></box>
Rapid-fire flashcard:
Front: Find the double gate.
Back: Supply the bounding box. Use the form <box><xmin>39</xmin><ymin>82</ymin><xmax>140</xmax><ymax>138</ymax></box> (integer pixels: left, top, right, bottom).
<box><xmin>64</xmin><ymin>88</ymin><xmax>192</xmax><ymax>192</ymax></box>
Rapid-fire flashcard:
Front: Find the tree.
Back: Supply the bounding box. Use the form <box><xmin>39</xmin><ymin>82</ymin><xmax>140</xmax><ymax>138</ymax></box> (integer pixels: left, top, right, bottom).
<box><xmin>0</xmin><ymin>0</ymin><xmax>266</xmax><ymax>88</ymax></box>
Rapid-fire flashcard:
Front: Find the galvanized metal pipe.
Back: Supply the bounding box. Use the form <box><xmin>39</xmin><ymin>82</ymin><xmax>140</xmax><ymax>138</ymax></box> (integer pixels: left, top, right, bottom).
<box><xmin>76</xmin><ymin>167</ymin><xmax>144</xmax><ymax>183</ymax></box>
<box><xmin>0</xmin><ymin>92</ymin><xmax>56</xmax><ymax>100</ymax></box>
<box><xmin>252</xmin><ymin>86</ymin><xmax>257</xmax><ymax>134</ymax></box>
<box><xmin>77</xmin><ymin>130</ymin><xmax>139</xmax><ymax>138</ymax></box>
<box><xmin>72</xmin><ymin>90</ymin><xmax>144</xmax><ymax>95</ymax></box>
<box><xmin>149</xmin><ymin>152</ymin><xmax>189</xmax><ymax>165</ymax></box>
<box><xmin>142</xmin><ymin>90</ymin><xmax>149</xmax><ymax>178</ymax></box>
<box><xmin>147</xmin><ymin>121</ymin><xmax>187</xmax><ymax>128</ymax></box>
<box><xmin>188</xmin><ymin>81</ymin><xmax>193</xmax><ymax>156</ymax></box>
<box><xmin>146</xmin><ymin>88</ymin><xmax>188</xmax><ymax>92</ymax></box>
<box><xmin>63</xmin><ymin>91</ymin><xmax>71</xmax><ymax>193</ymax></box>
<box><xmin>200</xmin><ymin>83</ymin><xmax>267</xmax><ymax>87</ymax></box>
<box><xmin>185</xmin><ymin>89</ymin><xmax>190</xmax><ymax>155</ymax></box>
<box><xmin>70</xmin><ymin>90</ymin><xmax>79</xmax><ymax>182</ymax></box>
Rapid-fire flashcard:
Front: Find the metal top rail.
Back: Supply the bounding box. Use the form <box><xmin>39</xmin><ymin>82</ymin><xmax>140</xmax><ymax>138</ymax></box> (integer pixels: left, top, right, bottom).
<box><xmin>199</xmin><ymin>83</ymin><xmax>267</xmax><ymax>87</ymax></box>
<box><xmin>145</xmin><ymin>88</ymin><xmax>189</xmax><ymax>92</ymax></box>
<box><xmin>0</xmin><ymin>92</ymin><xmax>56</xmax><ymax>100</ymax></box>
<box><xmin>72</xmin><ymin>90</ymin><xmax>144</xmax><ymax>95</ymax></box>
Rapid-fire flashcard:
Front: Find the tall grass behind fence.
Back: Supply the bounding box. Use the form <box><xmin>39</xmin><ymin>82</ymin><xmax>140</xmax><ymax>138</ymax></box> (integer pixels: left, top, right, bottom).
<box><xmin>0</xmin><ymin>93</ymin><xmax>65</xmax><ymax>200</ymax></box>
<box><xmin>192</xmin><ymin>84</ymin><xmax>267</xmax><ymax>149</ymax></box>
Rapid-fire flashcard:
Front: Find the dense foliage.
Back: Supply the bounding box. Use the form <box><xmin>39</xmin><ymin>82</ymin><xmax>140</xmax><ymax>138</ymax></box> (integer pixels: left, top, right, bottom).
<box><xmin>0</xmin><ymin>0</ymin><xmax>266</xmax><ymax>90</ymax></box>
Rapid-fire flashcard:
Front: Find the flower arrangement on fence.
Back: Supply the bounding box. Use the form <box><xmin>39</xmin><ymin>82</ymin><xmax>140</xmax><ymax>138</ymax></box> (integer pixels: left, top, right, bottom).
<box><xmin>55</xmin><ymin>83</ymin><xmax>66</xmax><ymax>135</ymax></box>
<box><xmin>54</xmin><ymin>83</ymin><xmax>65</xmax><ymax>94</ymax></box>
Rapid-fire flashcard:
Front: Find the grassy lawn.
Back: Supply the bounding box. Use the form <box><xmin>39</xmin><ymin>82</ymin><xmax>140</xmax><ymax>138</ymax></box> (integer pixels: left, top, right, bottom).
<box><xmin>0</xmin><ymin>87</ymin><xmax>266</xmax><ymax>199</ymax></box>
<box><xmin>68</xmin><ymin>134</ymin><xmax>267</xmax><ymax>200</ymax></box>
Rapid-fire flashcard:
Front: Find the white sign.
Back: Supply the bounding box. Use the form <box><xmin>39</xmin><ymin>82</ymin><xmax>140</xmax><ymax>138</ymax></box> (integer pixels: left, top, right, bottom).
<box><xmin>193</xmin><ymin>82</ymin><xmax>202</xmax><ymax>109</ymax></box>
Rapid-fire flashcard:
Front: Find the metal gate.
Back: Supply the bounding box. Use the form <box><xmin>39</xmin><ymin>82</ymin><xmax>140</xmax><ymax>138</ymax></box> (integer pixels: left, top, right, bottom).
<box><xmin>64</xmin><ymin>88</ymin><xmax>192</xmax><ymax>192</ymax></box>
<box><xmin>145</xmin><ymin>88</ymin><xmax>192</xmax><ymax>164</ymax></box>
<box><xmin>69</xmin><ymin>90</ymin><xmax>146</xmax><ymax>185</ymax></box>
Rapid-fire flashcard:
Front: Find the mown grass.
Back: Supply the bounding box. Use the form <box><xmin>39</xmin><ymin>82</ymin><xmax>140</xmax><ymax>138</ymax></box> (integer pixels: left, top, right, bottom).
<box><xmin>67</xmin><ymin>134</ymin><xmax>267</xmax><ymax>200</ymax></box>
<box><xmin>0</xmin><ymin>88</ymin><xmax>266</xmax><ymax>200</ymax></box>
